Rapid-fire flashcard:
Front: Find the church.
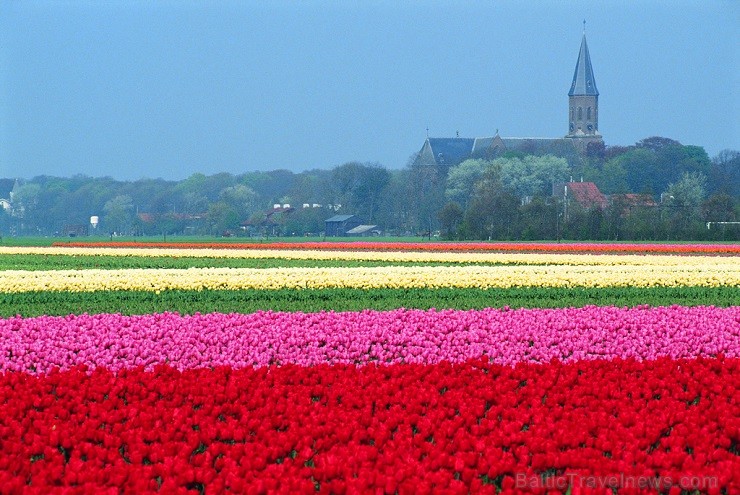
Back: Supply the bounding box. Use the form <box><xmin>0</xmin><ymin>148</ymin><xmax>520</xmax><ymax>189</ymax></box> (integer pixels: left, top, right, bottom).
<box><xmin>414</xmin><ymin>31</ymin><xmax>603</xmax><ymax>171</ymax></box>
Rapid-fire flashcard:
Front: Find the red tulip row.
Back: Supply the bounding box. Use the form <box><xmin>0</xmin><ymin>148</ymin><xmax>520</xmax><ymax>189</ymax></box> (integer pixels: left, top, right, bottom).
<box><xmin>1</xmin><ymin>356</ymin><xmax>737</xmax><ymax>494</ymax></box>
<box><xmin>51</xmin><ymin>240</ymin><xmax>740</xmax><ymax>255</ymax></box>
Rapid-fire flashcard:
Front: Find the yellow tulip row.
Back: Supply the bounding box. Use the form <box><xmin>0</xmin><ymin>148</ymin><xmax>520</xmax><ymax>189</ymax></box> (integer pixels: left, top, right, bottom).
<box><xmin>1</xmin><ymin>264</ymin><xmax>737</xmax><ymax>293</ymax></box>
<box><xmin>1</xmin><ymin>246</ymin><xmax>738</xmax><ymax>267</ymax></box>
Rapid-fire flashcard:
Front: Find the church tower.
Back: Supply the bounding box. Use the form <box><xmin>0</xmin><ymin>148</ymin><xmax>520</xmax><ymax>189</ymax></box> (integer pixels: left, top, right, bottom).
<box><xmin>566</xmin><ymin>27</ymin><xmax>601</xmax><ymax>142</ymax></box>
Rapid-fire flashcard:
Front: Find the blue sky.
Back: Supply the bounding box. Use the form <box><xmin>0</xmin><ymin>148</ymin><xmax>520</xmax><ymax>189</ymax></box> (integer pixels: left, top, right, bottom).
<box><xmin>1</xmin><ymin>1</ymin><xmax>737</xmax><ymax>180</ymax></box>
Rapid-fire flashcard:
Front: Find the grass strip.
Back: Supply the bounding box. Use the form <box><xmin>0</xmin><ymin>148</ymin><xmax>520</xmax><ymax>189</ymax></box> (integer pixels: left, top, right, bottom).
<box><xmin>0</xmin><ymin>254</ymin><xmax>516</xmax><ymax>271</ymax></box>
<box><xmin>1</xmin><ymin>286</ymin><xmax>736</xmax><ymax>317</ymax></box>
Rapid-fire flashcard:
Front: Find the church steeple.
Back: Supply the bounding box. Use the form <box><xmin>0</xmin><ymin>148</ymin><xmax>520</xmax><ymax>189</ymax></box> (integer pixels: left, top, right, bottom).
<box><xmin>569</xmin><ymin>33</ymin><xmax>599</xmax><ymax>97</ymax></box>
<box><xmin>567</xmin><ymin>27</ymin><xmax>601</xmax><ymax>139</ymax></box>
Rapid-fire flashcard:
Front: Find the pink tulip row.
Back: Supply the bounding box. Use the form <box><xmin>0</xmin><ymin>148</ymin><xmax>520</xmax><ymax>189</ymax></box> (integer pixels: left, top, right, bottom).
<box><xmin>2</xmin><ymin>306</ymin><xmax>738</xmax><ymax>374</ymax></box>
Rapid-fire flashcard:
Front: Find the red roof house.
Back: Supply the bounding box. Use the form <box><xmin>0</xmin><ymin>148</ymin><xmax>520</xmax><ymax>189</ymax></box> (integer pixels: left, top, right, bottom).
<box><xmin>564</xmin><ymin>182</ymin><xmax>609</xmax><ymax>209</ymax></box>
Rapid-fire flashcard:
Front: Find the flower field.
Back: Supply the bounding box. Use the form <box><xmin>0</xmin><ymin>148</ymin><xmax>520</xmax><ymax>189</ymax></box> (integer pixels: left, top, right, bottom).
<box><xmin>1</xmin><ymin>243</ymin><xmax>738</xmax><ymax>493</ymax></box>
<box><xmin>53</xmin><ymin>240</ymin><xmax>740</xmax><ymax>255</ymax></box>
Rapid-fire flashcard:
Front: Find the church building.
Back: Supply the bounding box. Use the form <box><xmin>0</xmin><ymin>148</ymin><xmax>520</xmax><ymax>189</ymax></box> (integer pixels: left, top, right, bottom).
<box><xmin>413</xmin><ymin>31</ymin><xmax>603</xmax><ymax>172</ymax></box>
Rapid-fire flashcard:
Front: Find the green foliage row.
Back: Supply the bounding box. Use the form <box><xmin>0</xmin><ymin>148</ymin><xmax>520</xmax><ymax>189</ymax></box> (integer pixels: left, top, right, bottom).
<box><xmin>2</xmin><ymin>286</ymin><xmax>736</xmax><ymax>318</ymax></box>
<box><xmin>0</xmin><ymin>254</ymin><xmax>508</xmax><ymax>270</ymax></box>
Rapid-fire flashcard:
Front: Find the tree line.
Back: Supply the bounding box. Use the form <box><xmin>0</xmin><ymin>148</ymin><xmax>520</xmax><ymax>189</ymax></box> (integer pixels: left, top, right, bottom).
<box><xmin>3</xmin><ymin>137</ymin><xmax>738</xmax><ymax>241</ymax></box>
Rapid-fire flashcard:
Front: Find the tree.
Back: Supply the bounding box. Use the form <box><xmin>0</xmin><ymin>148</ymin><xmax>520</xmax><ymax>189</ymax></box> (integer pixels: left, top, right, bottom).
<box><xmin>11</xmin><ymin>183</ymin><xmax>44</xmax><ymax>234</ymax></box>
<box><xmin>708</xmin><ymin>149</ymin><xmax>740</xmax><ymax>196</ymax></box>
<box><xmin>281</xmin><ymin>207</ymin><xmax>327</xmax><ymax>237</ymax></box>
<box><xmin>664</xmin><ymin>172</ymin><xmax>707</xmax><ymax>234</ymax></box>
<box><xmin>103</xmin><ymin>195</ymin><xmax>135</xmax><ymax>234</ymax></box>
<box><xmin>460</xmin><ymin>168</ymin><xmax>520</xmax><ymax>240</ymax></box>
<box><xmin>177</xmin><ymin>173</ymin><xmax>236</xmax><ymax>202</ymax></box>
<box><xmin>207</xmin><ymin>202</ymin><xmax>240</xmax><ymax>235</ymax></box>
<box><xmin>285</xmin><ymin>170</ymin><xmax>333</xmax><ymax>207</ymax></box>
<box><xmin>437</xmin><ymin>202</ymin><xmax>464</xmax><ymax>239</ymax></box>
<box><xmin>518</xmin><ymin>198</ymin><xmax>558</xmax><ymax>240</ymax></box>
<box><xmin>635</xmin><ymin>136</ymin><xmax>681</xmax><ymax>152</ymax></box>
<box><xmin>10</xmin><ymin>183</ymin><xmax>41</xmax><ymax>219</ymax></box>
<box><xmin>375</xmin><ymin>169</ymin><xmax>412</xmax><ymax>235</ymax></box>
<box><xmin>612</xmin><ymin>138</ymin><xmax>712</xmax><ymax>196</ymax></box>
<box><xmin>702</xmin><ymin>193</ymin><xmax>739</xmax><ymax>241</ymax></box>
<box><xmin>665</xmin><ymin>172</ymin><xmax>707</xmax><ymax>210</ymax></box>
<box><xmin>241</xmin><ymin>170</ymin><xmax>296</xmax><ymax>206</ymax></box>
<box><xmin>497</xmin><ymin>155</ymin><xmax>570</xmax><ymax>199</ymax></box>
<box><xmin>702</xmin><ymin>193</ymin><xmax>736</xmax><ymax>223</ymax></box>
<box><xmin>406</xmin><ymin>158</ymin><xmax>445</xmax><ymax>234</ymax></box>
<box><xmin>609</xmin><ymin>148</ymin><xmax>661</xmax><ymax>194</ymax></box>
<box><xmin>219</xmin><ymin>184</ymin><xmax>258</xmax><ymax>220</ymax></box>
<box><xmin>445</xmin><ymin>159</ymin><xmax>490</xmax><ymax>208</ymax></box>
<box><xmin>589</xmin><ymin>160</ymin><xmax>629</xmax><ymax>194</ymax></box>
<box><xmin>330</xmin><ymin>162</ymin><xmax>390</xmax><ymax>222</ymax></box>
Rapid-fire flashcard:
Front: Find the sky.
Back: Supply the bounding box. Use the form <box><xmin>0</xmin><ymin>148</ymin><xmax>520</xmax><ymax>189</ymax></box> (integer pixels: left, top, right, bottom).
<box><xmin>1</xmin><ymin>1</ymin><xmax>738</xmax><ymax>181</ymax></box>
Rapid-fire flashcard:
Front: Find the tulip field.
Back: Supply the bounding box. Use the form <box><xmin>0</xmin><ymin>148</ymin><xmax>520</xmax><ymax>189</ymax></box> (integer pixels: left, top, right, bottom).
<box><xmin>0</xmin><ymin>241</ymin><xmax>738</xmax><ymax>494</ymax></box>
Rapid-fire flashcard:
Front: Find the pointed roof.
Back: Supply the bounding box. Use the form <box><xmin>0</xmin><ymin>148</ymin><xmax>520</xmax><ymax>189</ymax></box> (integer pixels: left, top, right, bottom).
<box><xmin>569</xmin><ymin>34</ymin><xmax>599</xmax><ymax>96</ymax></box>
<box><xmin>426</xmin><ymin>138</ymin><xmax>476</xmax><ymax>166</ymax></box>
<box><xmin>566</xmin><ymin>182</ymin><xmax>608</xmax><ymax>209</ymax></box>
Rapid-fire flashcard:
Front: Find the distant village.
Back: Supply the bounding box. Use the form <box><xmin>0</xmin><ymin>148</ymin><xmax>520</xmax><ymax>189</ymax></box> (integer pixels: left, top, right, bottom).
<box><xmin>1</xmin><ymin>33</ymin><xmax>737</xmax><ymax>241</ymax></box>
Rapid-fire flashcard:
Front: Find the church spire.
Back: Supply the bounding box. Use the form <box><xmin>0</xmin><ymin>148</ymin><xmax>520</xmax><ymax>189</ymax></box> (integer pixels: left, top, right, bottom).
<box><xmin>568</xmin><ymin>32</ymin><xmax>599</xmax><ymax>97</ymax></box>
<box><xmin>567</xmin><ymin>27</ymin><xmax>601</xmax><ymax>140</ymax></box>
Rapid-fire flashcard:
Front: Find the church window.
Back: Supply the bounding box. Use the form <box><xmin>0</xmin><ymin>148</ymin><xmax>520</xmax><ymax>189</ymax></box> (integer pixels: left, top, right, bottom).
<box><xmin>587</xmin><ymin>107</ymin><xmax>592</xmax><ymax>120</ymax></box>
<box><xmin>577</xmin><ymin>107</ymin><xmax>582</xmax><ymax>120</ymax></box>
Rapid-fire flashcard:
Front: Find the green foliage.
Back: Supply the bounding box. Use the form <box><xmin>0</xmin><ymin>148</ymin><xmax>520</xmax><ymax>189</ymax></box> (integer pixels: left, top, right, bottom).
<box><xmin>206</xmin><ymin>202</ymin><xmax>241</xmax><ymax>235</ymax></box>
<box><xmin>460</xmin><ymin>168</ymin><xmax>520</xmax><ymax>240</ymax></box>
<box><xmin>281</xmin><ymin>208</ymin><xmax>327</xmax><ymax>237</ymax></box>
<box><xmin>584</xmin><ymin>161</ymin><xmax>629</xmax><ymax>194</ymax></box>
<box><xmin>609</xmin><ymin>139</ymin><xmax>712</xmax><ymax>196</ymax></box>
<box><xmin>407</xmin><ymin>159</ymin><xmax>446</xmax><ymax>233</ymax></box>
<box><xmin>497</xmin><ymin>155</ymin><xmax>570</xmax><ymax>198</ymax></box>
<box><xmin>218</xmin><ymin>184</ymin><xmax>258</xmax><ymax>217</ymax></box>
<box><xmin>437</xmin><ymin>202</ymin><xmax>464</xmax><ymax>239</ymax></box>
<box><xmin>664</xmin><ymin>172</ymin><xmax>708</xmax><ymax>233</ymax></box>
<box><xmin>708</xmin><ymin>150</ymin><xmax>740</xmax><ymax>196</ymax></box>
<box><xmin>0</xmin><ymin>138</ymin><xmax>731</xmax><ymax>241</ymax></box>
<box><xmin>1</xmin><ymin>286</ymin><xmax>735</xmax><ymax>317</ymax></box>
<box><xmin>0</xmin><ymin>254</ymin><xmax>502</xmax><ymax>271</ymax></box>
<box><xmin>445</xmin><ymin>159</ymin><xmax>489</xmax><ymax>208</ymax></box>
<box><xmin>330</xmin><ymin>162</ymin><xmax>391</xmax><ymax>223</ymax></box>
<box><xmin>103</xmin><ymin>194</ymin><xmax>135</xmax><ymax>234</ymax></box>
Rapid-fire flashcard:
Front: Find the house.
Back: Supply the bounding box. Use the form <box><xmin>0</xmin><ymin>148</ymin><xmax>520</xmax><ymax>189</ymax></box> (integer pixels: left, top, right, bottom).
<box><xmin>610</xmin><ymin>194</ymin><xmax>658</xmax><ymax>216</ymax></box>
<box><xmin>325</xmin><ymin>215</ymin><xmax>365</xmax><ymax>237</ymax></box>
<box><xmin>242</xmin><ymin>205</ymin><xmax>295</xmax><ymax>236</ymax></box>
<box><xmin>412</xmin><ymin>31</ymin><xmax>602</xmax><ymax>172</ymax></box>
<box><xmin>554</xmin><ymin>181</ymin><xmax>609</xmax><ymax>210</ymax></box>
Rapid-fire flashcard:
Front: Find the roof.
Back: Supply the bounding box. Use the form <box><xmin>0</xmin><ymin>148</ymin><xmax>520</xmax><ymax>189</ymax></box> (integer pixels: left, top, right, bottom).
<box><xmin>566</xmin><ymin>182</ymin><xmax>608</xmax><ymax>209</ymax></box>
<box><xmin>325</xmin><ymin>215</ymin><xmax>356</xmax><ymax>223</ymax></box>
<box><xmin>138</xmin><ymin>213</ymin><xmax>155</xmax><ymax>223</ymax></box>
<box><xmin>421</xmin><ymin>134</ymin><xmax>591</xmax><ymax>169</ymax></box>
<box><xmin>426</xmin><ymin>138</ymin><xmax>476</xmax><ymax>165</ymax></box>
<box><xmin>569</xmin><ymin>34</ymin><xmax>599</xmax><ymax>96</ymax></box>
<box><xmin>345</xmin><ymin>224</ymin><xmax>378</xmax><ymax>235</ymax></box>
<box><xmin>266</xmin><ymin>206</ymin><xmax>294</xmax><ymax>218</ymax></box>
<box><xmin>611</xmin><ymin>194</ymin><xmax>658</xmax><ymax>207</ymax></box>
<box><xmin>472</xmin><ymin>137</ymin><xmax>494</xmax><ymax>155</ymax></box>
